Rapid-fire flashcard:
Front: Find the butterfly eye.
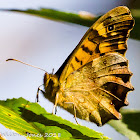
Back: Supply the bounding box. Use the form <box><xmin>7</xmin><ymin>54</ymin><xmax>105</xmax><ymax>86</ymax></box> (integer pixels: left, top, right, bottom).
<box><xmin>108</xmin><ymin>25</ymin><xmax>114</xmax><ymax>31</ymax></box>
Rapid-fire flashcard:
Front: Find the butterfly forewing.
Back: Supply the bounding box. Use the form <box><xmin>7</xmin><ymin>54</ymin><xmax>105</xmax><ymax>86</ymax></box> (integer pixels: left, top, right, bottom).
<box><xmin>57</xmin><ymin>6</ymin><xmax>134</xmax><ymax>83</ymax></box>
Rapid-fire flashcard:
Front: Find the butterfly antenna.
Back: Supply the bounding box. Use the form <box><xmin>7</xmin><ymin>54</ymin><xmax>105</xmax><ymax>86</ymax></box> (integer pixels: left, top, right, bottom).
<box><xmin>52</xmin><ymin>68</ymin><xmax>54</xmax><ymax>74</ymax></box>
<box><xmin>6</xmin><ymin>58</ymin><xmax>47</xmax><ymax>73</ymax></box>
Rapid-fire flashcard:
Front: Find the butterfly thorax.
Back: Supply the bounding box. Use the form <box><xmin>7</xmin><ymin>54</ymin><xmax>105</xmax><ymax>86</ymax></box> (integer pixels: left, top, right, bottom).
<box><xmin>43</xmin><ymin>73</ymin><xmax>60</xmax><ymax>103</ymax></box>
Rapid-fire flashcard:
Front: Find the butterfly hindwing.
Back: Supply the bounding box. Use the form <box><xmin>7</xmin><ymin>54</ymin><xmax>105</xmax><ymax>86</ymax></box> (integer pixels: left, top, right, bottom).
<box><xmin>59</xmin><ymin>53</ymin><xmax>134</xmax><ymax>126</ymax></box>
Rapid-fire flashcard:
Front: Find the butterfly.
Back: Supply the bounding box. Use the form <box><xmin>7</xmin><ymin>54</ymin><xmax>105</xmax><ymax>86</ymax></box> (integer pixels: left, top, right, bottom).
<box><xmin>7</xmin><ymin>6</ymin><xmax>134</xmax><ymax>126</ymax></box>
<box><xmin>41</xmin><ymin>6</ymin><xmax>135</xmax><ymax>126</ymax></box>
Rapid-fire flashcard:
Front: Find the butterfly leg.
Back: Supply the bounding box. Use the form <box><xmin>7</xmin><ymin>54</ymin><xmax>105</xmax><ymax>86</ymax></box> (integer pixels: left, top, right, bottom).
<box><xmin>36</xmin><ymin>85</ymin><xmax>45</xmax><ymax>102</ymax></box>
<box><xmin>64</xmin><ymin>102</ymin><xmax>78</xmax><ymax>124</ymax></box>
<box><xmin>52</xmin><ymin>93</ymin><xmax>59</xmax><ymax>115</ymax></box>
<box><xmin>73</xmin><ymin>104</ymin><xmax>79</xmax><ymax>124</ymax></box>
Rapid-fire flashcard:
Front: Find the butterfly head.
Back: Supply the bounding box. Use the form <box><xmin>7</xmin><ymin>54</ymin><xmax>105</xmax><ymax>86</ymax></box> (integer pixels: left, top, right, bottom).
<box><xmin>43</xmin><ymin>72</ymin><xmax>59</xmax><ymax>102</ymax></box>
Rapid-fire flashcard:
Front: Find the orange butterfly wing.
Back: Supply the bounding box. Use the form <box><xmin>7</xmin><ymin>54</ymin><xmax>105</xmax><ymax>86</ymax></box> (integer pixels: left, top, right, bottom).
<box><xmin>56</xmin><ymin>6</ymin><xmax>134</xmax><ymax>83</ymax></box>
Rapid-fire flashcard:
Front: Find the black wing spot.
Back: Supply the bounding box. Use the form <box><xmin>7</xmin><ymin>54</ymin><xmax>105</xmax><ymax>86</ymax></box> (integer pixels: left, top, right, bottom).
<box><xmin>75</xmin><ymin>56</ymin><xmax>83</xmax><ymax>65</ymax></box>
<box><xmin>100</xmin><ymin>53</ymin><xmax>105</xmax><ymax>56</ymax></box>
<box><xmin>81</xmin><ymin>45</ymin><xmax>93</xmax><ymax>55</ymax></box>
<box><xmin>108</xmin><ymin>25</ymin><xmax>114</xmax><ymax>31</ymax></box>
<box><xmin>75</xmin><ymin>56</ymin><xmax>80</xmax><ymax>62</ymax></box>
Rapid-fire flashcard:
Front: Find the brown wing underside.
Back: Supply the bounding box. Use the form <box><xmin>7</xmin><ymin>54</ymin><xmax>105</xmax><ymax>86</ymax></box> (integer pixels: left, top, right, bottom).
<box><xmin>56</xmin><ymin>6</ymin><xmax>134</xmax><ymax>83</ymax></box>
<box><xmin>61</xmin><ymin>53</ymin><xmax>134</xmax><ymax>126</ymax></box>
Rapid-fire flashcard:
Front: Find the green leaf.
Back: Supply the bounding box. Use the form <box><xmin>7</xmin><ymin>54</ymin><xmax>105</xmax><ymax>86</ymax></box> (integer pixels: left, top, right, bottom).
<box><xmin>1</xmin><ymin>8</ymin><xmax>97</xmax><ymax>27</ymax></box>
<box><xmin>0</xmin><ymin>98</ymin><xmax>109</xmax><ymax>140</ymax></box>
<box><xmin>130</xmin><ymin>9</ymin><xmax>140</xmax><ymax>40</ymax></box>
<box><xmin>108</xmin><ymin>109</ymin><xmax>140</xmax><ymax>140</ymax></box>
<box><xmin>0</xmin><ymin>8</ymin><xmax>139</xmax><ymax>40</ymax></box>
